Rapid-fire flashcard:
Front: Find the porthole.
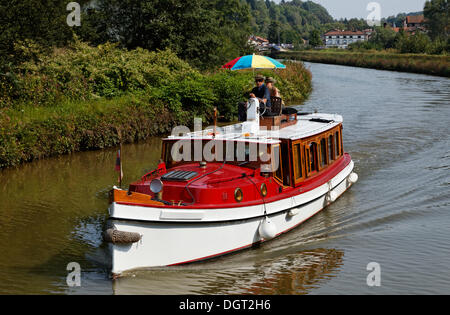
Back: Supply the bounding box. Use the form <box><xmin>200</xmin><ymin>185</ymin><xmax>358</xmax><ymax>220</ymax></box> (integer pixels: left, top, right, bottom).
<box><xmin>234</xmin><ymin>188</ymin><xmax>243</xmax><ymax>202</ymax></box>
<box><xmin>260</xmin><ymin>183</ymin><xmax>268</xmax><ymax>197</ymax></box>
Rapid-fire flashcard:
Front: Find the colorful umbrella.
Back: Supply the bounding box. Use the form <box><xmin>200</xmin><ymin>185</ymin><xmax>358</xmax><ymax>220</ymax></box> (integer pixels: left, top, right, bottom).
<box><xmin>222</xmin><ymin>54</ymin><xmax>286</xmax><ymax>71</ymax></box>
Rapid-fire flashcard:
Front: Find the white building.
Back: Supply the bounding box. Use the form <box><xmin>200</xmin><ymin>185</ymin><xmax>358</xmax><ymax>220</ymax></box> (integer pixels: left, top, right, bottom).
<box><xmin>323</xmin><ymin>30</ymin><xmax>368</xmax><ymax>49</ymax></box>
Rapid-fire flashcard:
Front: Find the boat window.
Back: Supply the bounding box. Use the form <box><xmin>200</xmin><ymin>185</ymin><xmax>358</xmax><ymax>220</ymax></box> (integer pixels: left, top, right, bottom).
<box><xmin>320</xmin><ymin>138</ymin><xmax>327</xmax><ymax>168</ymax></box>
<box><xmin>328</xmin><ymin>134</ymin><xmax>334</xmax><ymax>162</ymax></box>
<box><xmin>163</xmin><ymin>140</ymin><xmax>269</xmax><ymax>170</ymax></box>
<box><xmin>309</xmin><ymin>142</ymin><xmax>318</xmax><ymax>173</ymax></box>
<box><xmin>273</xmin><ymin>144</ymin><xmax>283</xmax><ymax>182</ymax></box>
<box><xmin>293</xmin><ymin>143</ymin><xmax>302</xmax><ymax>181</ymax></box>
<box><xmin>335</xmin><ymin>131</ymin><xmax>340</xmax><ymax>158</ymax></box>
<box><xmin>281</xmin><ymin>142</ymin><xmax>291</xmax><ymax>186</ymax></box>
<box><xmin>305</xmin><ymin>146</ymin><xmax>311</xmax><ymax>175</ymax></box>
<box><xmin>163</xmin><ymin>141</ymin><xmax>175</xmax><ymax>167</ymax></box>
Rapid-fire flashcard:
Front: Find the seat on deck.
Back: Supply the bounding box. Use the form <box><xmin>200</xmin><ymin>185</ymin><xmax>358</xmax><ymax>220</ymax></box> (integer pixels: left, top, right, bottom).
<box><xmin>260</xmin><ymin>96</ymin><xmax>298</xmax><ymax>130</ymax></box>
<box><xmin>264</xmin><ymin>96</ymin><xmax>283</xmax><ymax>117</ymax></box>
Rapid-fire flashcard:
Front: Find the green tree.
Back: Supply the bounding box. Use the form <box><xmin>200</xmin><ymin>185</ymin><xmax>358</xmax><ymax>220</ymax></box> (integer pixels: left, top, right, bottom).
<box><xmin>92</xmin><ymin>0</ymin><xmax>222</xmax><ymax>69</ymax></box>
<box><xmin>244</xmin><ymin>0</ymin><xmax>333</xmax><ymax>42</ymax></box>
<box><xmin>424</xmin><ymin>0</ymin><xmax>450</xmax><ymax>40</ymax></box>
<box><xmin>396</xmin><ymin>33</ymin><xmax>432</xmax><ymax>53</ymax></box>
<box><xmin>211</xmin><ymin>0</ymin><xmax>253</xmax><ymax>64</ymax></box>
<box><xmin>268</xmin><ymin>20</ymin><xmax>281</xmax><ymax>44</ymax></box>
<box><xmin>346</xmin><ymin>18</ymin><xmax>370</xmax><ymax>31</ymax></box>
<box><xmin>0</xmin><ymin>0</ymin><xmax>77</xmax><ymax>67</ymax></box>
<box><xmin>76</xmin><ymin>0</ymin><xmax>252</xmax><ymax>69</ymax></box>
<box><xmin>369</xmin><ymin>27</ymin><xmax>398</xmax><ymax>49</ymax></box>
<box><xmin>309</xmin><ymin>30</ymin><xmax>322</xmax><ymax>47</ymax></box>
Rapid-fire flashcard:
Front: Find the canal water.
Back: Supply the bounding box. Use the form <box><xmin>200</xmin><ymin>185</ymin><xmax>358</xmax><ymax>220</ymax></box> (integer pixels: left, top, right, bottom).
<box><xmin>0</xmin><ymin>63</ymin><xmax>449</xmax><ymax>294</ymax></box>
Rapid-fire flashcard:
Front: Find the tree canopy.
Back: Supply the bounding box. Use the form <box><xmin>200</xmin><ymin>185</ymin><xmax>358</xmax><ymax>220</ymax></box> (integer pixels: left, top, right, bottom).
<box><xmin>75</xmin><ymin>0</ymin><xmax>252</xmax><ymax>69</ymax></box>
<box><xmin>2</xmin><ymin>0</ymin><xmax>447</xmax><ymax>73</ymax></box>
<box><xmin>246</xmin><ymin>0</ymin><xmax>334</xmax><ymax>43</ymax></box>
<box><xmin>424</xmin><ymin>0</ymin><xmax>449</xmax><ymax>39</ymax></box>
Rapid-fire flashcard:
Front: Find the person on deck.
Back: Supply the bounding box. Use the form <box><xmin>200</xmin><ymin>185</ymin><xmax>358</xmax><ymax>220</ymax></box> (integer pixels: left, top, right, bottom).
<box><xmin>249</xmin><ymin>74</ymin><xmax>271</xmax><ymax>109</ymax></box>
<box><xmin>265</xmin><ymin>77</ymin><xmax>280</xmax><ymax>97</ymax></box>
<box><xmin>238</xmin><ymin>75</ymin><xmax>272</xmax><ymax>121</ymax></box>
<box><xmin>265</xmin><ymin>76</ymin><xmax>285</xmax><ymax>107</ymax></box>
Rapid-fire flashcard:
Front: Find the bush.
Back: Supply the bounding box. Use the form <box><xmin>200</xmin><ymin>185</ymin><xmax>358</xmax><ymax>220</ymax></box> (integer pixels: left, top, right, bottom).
<box><xmin>206</xmin><ymin>71</ymin><xmax>254</xmax><ymax>121</ymax></box>
<box><xmin>0</xmin><ymin>42</ymin><xmax>313</xmax><ymax>168</ymax></box>
<box><xmin>396</xmin><ymin>33</ymin><xmax>433</xmax><ymax>54</ymax></box>
<box><xmin>1</xmin><ymin>40</ymin><xmax>198</xmax><ymax>108</ymax></box>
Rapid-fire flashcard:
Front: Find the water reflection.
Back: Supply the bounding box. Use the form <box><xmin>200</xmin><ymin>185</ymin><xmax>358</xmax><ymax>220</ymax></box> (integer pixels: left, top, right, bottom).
<box><xmin>112</xmin><ymin>248</ymin><xmax>344</xmax><ymax>295</ymax></box>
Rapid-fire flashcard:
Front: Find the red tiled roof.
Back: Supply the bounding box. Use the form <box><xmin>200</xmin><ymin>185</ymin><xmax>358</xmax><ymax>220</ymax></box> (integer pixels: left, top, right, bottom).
<box><xmin>253</xmin><ymin>35</ymin><xmax>269</xmax><ymax>42</ymax></box>
<box><xmin>406</xmin><ymin>15</ymin><xmax>425</xmax><ymax>24</ymax></box>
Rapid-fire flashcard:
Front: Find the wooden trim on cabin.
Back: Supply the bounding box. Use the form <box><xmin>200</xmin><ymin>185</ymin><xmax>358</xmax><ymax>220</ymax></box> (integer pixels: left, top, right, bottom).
<box><xmin>292</xmin><ymin>140</ymin><xmax>305</xmax><ymax>185</ymax></box>
<box><xmin>272</xmin><ymin>143</ymin><xmax>283</xmax><ymax>184</ymax></box>
<box><xmin>290</xmin><ymin>123</ymin><xmax>344</xmax><ymax>186</ymax></box>
<box><xmin>111</xmin><ymin>189</ymin><xmax>164</xmax><ymax>206</ymax></box>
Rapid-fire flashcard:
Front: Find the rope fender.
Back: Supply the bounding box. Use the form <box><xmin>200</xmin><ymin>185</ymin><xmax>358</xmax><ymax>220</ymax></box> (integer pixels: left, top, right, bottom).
<box><xmin>103</xmin><ymin>228</ymin><xmax>141</xmax><ymax>244</ymax></box>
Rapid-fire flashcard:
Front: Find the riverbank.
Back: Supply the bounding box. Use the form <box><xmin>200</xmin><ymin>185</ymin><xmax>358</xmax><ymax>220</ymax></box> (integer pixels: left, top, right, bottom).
<box><xmin>0</xmin><ymin>41</ymin><xmax>312</xmax><ymax>169</ymax></box>
<box><xmin>274</xmin><ymin>50</ymin><xmax>450</xmax><ymax>77</ymax></box>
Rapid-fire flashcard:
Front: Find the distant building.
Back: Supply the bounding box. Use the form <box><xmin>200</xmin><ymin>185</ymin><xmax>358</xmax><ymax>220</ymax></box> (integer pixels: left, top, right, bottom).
<box><xmin>362</xmin><ymin>29</ymin><xmax>374</xmax><ymax>39</ymax></box>
<box><xmin>405</xmin><ymin>15</ymin><xmax>425</xmax><ymax>28</ymax></box>
<box><xmin>384</xmin><ymin>15</ymin><xmax>426</xmax><ymax>35</ymax></box>
<box><xmin>248</xmin><ymin>35</ymin><xmax>295</xmax><ymax>52</ymax></box>
<box><xmin>248</xmin><ymin>35</ymin><xmax>271</xmax><ymax>52</ymax></box>
<box><xmin>323</xmin><ymin>30</ymin><xmax>368</xmax><ymax>49</ymax></box>
<box><xmin>248</xmin><ymin>35</ymin><xmax>269</xmax><ymax>46</ymax></box>
<box><xmin>403</xmin><ymin>15</ymin><xmax>427</xmax><ymax>34</ymax></box>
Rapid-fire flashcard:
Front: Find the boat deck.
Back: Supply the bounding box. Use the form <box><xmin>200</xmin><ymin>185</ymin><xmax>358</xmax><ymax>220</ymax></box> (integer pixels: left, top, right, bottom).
<box><xmin>165</xmin><ymin>112</ymin><xmax>343</xmax><ymax>143</ymax></box>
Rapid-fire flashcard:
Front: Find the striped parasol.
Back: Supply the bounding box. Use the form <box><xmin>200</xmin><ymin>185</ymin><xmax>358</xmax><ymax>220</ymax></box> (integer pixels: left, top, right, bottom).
<box><xmin>222</xmin><ymin>54</ymin><xmax>286</xmax><ymax>71</ymax></box>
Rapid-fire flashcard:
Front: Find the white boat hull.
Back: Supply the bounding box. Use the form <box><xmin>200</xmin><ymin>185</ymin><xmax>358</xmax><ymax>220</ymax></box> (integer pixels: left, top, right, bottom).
<box><xmin>108</xmin><ymin>161</ymin><xmax>355</xmax><ymax>275</ymax></box>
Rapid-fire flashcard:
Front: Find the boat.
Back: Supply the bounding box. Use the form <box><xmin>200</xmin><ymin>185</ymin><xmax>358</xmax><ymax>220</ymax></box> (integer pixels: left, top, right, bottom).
<box><xmin>105</xmin><ymin>98</ymin><xmax>358</xmax><ymax>276</ymax></box>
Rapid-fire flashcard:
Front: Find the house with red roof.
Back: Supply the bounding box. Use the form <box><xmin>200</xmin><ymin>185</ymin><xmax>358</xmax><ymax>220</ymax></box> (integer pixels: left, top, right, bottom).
<box><xmin>405</xmin><ymin>15</ymin><xmax>425</xmax><ymax>28</ymax></box>
<box><xmin>385</xmin><ymin>15</ymin><xmax>427</xmax><ymax>35</ymax></box>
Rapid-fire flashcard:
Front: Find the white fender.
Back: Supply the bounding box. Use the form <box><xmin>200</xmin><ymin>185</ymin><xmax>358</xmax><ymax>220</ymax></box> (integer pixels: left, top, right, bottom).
<box><xmin>348</xmin><ymin>172</ymin><xmax>358</xmax><ymax>184</ymax></box>
<box><xmin>288</xmin><ymin>207</ymin><xmax>301</xmax><ymax>217</ymax></box>
<box><xmin>259</xmin><ymin>217</ymin><xmax>277</xmax><ymax>240</ymax></box>
<box><xmin>327</xmin><ymin>190</ymin><xmax>338</xmax><ymax>203</ymax></box>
